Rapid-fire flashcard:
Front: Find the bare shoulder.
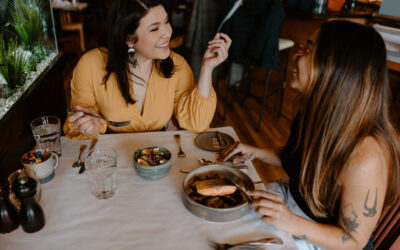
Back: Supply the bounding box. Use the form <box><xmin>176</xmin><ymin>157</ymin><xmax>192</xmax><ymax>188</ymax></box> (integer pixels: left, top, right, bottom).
<box><xmin>339</xmin><ymin>136</ymin><xmax>388</xmax><ymax>247</ymax></box>
<box><xmin>342</xmin><ymin>136</ymin><xmax>388</xmax><ymax>184</ymax></box>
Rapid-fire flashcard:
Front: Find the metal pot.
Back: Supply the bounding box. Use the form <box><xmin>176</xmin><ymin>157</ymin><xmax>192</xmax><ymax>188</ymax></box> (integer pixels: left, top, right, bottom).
<box><xmin>182</xmin><ymin>165</ymin><xmax>254</xmax><ymax>222</ymax></box>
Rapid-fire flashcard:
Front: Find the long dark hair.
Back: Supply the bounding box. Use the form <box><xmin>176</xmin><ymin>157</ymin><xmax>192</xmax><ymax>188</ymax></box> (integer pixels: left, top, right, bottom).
<box><xmin>297</xmin><ymin>20</ymin><xmax>400</xmax><ymax>217</ymax></box>
<box><xmin>99</xmin><ymin>0</ymin><xmax>174</xmax><ymax>105</ymax></box>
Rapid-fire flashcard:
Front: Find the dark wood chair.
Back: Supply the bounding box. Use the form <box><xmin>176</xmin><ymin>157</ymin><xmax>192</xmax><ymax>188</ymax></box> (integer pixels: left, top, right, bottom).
<box><xmin>373</xmin><ymin>200</ymin><xmax>400</xmax><ymax>249</ymax></box>
<box><xmin>53</xmin><ymin>9</ymin><xmax>82</xmax><ymax>58</ymax></box>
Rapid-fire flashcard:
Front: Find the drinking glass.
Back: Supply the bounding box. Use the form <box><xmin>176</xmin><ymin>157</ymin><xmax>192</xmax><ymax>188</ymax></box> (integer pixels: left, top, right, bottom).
<box><xmin>30</xmin><ymin>116</ymin><xmax>62</xmax><ymax>156</ymax></box>
<box><xmin>85</xmin><ymin>147</ymin><xmax>118</xmax><ymax>199</ymax></box>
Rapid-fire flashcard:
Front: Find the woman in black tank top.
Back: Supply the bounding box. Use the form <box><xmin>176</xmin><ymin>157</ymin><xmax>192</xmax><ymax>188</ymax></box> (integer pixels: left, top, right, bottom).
<box><xmin>219</xmin><ymin>20</ymin><xmax>399</xmax><ymax>250</ymax></box>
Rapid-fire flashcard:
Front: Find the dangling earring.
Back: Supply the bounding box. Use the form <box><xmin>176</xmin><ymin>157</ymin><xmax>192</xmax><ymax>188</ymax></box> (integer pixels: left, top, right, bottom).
<box><xmin>128</xmin><ymin>47</ymin><xmax>137</xmax><ymax>67</ymax></box>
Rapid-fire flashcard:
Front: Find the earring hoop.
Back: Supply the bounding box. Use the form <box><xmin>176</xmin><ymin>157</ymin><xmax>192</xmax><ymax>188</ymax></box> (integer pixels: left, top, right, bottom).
<box><xmin>128</xmin><ymin>48</ymin><xmax>135</xmax><ymax>54</ymax></box>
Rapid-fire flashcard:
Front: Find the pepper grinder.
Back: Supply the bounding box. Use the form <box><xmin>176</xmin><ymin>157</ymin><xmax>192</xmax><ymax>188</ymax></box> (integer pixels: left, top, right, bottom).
<box><xmin>11</xmin><ymin>176</ymin><xmax>45</xmax><ymax>233</ymax></box>
<box><xmin>0</xmin><ymin>180</ymin><xmax>19</xmax><ymax>233</ymax></box>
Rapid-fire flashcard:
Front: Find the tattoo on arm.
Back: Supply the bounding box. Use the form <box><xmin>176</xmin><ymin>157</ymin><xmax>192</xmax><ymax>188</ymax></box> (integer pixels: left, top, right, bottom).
<box><xmin>342</xmin><ymin>231</ymin><xmax>351</xmax><ymax>243</ymax></box>
<box><xmin>363</xmin><ymin>188</ymin><xmax>377</xmax><ymax>217</ymax></box>
<box><xmin>341</xmin><ymin>204</ymin><xmax>360</xmax><ymax>244</ymax></box>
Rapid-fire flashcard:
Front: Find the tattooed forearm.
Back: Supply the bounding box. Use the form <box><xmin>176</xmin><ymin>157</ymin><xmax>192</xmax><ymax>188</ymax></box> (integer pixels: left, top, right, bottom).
<box><xmin>294</xmin><ymin>234</ymin><xmax>307</xmax><ymax>241</ymax></box>
<box><xmin>363</xmin><ymin>188</ymin><xmax>377</xmax><ymax>217</ymax></box>
<box><xmin>342</xmin><ymin>230</ymin><xmax>351</xmax><ymax>243</ymax></box>
<box><xmin>341</xmin><ymin>204</ymin><xmax>360</xmax><ymax>244</ymax></box>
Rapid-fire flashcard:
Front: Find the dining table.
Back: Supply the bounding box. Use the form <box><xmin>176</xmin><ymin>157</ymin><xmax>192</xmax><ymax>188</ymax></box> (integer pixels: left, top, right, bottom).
<box><xmin>1</xmin><ymin>127</ymin><xmax>297</xmax><ymax>250</ymax></box>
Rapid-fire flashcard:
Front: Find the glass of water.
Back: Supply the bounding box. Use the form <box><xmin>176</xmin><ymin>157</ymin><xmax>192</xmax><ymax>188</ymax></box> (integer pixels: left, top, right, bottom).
<box><xmin>30</xmin><ymin>116</ymin><xmax>62</xmax><ymax>156</ymax></box>
<box><xmin>85</xmin><ymin>147</ymin><xmax>118</xmax><ymax>200</ymax></box>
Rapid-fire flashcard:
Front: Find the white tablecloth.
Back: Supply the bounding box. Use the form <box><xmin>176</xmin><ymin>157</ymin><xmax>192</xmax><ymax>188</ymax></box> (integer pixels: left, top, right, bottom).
<box><xmin>2</xmin><ymin>127</ymin><xmax>296</xmax><ymax>250</ymax></box>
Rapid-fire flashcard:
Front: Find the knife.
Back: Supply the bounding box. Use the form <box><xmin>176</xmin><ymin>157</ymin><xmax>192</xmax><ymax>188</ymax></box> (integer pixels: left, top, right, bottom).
<box><xmin>216</xmin><ymin>131</ymin><xmax>223</xmax><ymax>149</ymax></box>
<box><xmin>216</xmin><ymin>0</ymin><xmax>244</xmax><ymax>33</ymax></box>
<box><xmin>79</xmin><ymin>137</ymin><xmax>98</xmax><ymax>174</ymax></box>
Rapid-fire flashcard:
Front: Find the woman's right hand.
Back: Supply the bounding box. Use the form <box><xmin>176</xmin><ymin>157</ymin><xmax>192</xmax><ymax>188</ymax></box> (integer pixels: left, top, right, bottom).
<box><xmin>68</xmin><ymin>105</ymin><xmax>101</xmax><ymax>135</ymax></box>
<box><xmin>217</xmin><ymin>142</ymin><xmax>256</xmax><ymax>164</ymax></box>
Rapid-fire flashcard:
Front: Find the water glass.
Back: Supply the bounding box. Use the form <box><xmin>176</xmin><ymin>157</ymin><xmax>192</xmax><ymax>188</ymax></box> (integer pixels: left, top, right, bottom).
<box><xmin>85</xmin><ymin>147</ymin><xmax>118</xmax><ymax>199</ymax></box>
<box><xmin>30</xmin><ymin>116</ymin><xmax>62</xmax><ymax>156</ymax></box>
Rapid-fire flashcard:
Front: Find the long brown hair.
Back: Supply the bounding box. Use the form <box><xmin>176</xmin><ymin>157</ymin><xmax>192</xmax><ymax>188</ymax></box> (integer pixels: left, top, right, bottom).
<box><xmin>297</xmin><ymin>20</ymin><xmax>400</xmax><ymax>217</ymax></box>
<box><xmin>99</xmin><ymin>0</ymin><xmax>174</xmax><ymax>105</ymax></box>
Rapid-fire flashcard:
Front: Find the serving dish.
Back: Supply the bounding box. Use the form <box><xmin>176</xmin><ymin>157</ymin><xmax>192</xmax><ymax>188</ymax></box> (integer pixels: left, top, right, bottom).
<box><xmin>182</xmin><ymin>164</ymin><xmax>254</xmax><ymax>222</ymax></box>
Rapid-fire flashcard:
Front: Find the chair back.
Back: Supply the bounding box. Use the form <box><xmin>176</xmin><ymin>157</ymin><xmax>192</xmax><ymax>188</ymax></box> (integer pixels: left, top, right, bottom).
<box><xmin>373</xmin><ymin>199</ymin><xmax>400</xmax><ymax>249</ymax></box>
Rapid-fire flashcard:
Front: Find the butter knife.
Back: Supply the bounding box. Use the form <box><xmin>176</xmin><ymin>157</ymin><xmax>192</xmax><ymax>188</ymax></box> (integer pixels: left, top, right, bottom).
<box><xmin>79</xmin><ymin>137</ymin><xmax>98</xmax><ymax>174</ymax></box>
<box><xmin>216</xmin><ymin>0</ymin><xmax>244</xmax><ymax>33</ymax></box>
<box><xmin>216</xmin><ymin>131</ymin><xmax>223</xmax><ymax>149</ymax></box>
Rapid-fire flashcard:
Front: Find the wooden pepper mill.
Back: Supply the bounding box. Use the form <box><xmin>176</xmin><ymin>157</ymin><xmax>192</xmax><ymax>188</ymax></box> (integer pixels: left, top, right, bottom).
<box><xmin>0</xmin><ymin>180</ymin><xmax>19</xmax><ymax>233</ymax></box>
<box><xmin>11</xmin><ymin>176</ymin><xmax>45</xmax><ymax>233</ymax></box>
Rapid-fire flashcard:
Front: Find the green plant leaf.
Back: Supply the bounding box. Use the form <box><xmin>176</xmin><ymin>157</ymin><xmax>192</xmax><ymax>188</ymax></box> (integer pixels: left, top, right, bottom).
<box><xmin>10</xmin><ymin>0</ymin><xmax>44</xmax><ymax>50</ymax></box>
<box><xmin>0</xmin><ymin>36</ymin><xmax>27</xmax><ymax>89</ymax></box>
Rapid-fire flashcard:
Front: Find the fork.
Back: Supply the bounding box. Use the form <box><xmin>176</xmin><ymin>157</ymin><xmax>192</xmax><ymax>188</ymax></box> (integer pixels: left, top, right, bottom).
<box><xmin>78</xmin><ymin>137</ymin><xmax>98</xmax><ymax>174</ymax></box>
<box><xmin>174</xmin><ymin>134</ymin><xmax>186</xmax><ymax>158</ymax></box>
<box><xmin>67</xmin><ymin>109</ymin><xmax>130</xmax><ymax>128</ymax></box>
<box><xmin>208</xmin><ymin>237</ymin><xmax>283</xmax><ymax>250</ymax></box>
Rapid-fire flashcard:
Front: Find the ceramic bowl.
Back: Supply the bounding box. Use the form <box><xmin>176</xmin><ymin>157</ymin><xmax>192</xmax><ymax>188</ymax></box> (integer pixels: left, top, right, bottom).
<box><xmin>133</xmin><ymin>146</ymin><xmax>172</xmax><ymax>180</ymax></box>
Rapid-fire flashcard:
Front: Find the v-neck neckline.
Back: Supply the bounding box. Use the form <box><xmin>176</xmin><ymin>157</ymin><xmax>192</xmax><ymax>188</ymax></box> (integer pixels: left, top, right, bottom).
<box><xmin>131</xmin><ymin>60</ymin><xmax>155</xmax><ymax>120</ymax></box>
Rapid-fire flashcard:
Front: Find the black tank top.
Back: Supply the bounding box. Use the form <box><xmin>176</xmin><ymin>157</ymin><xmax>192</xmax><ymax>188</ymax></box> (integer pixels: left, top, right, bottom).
<box><xmin>281</xmin><ymin>114</ymin><xmax>374</xmax><ymax>249</ymax></box>
<box><xmin>281</xmin><ymin>114</ymin><xmax>338</xmax><ymax>225</ymax></box>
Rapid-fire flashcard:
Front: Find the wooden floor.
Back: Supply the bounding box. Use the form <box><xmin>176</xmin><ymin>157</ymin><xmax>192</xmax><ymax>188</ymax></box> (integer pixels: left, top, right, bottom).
<box><xmin>210</xmin><ymin>68</ymin><xmax>300</xmax><ymax>183</ymax></box>
<box><xmin>62</xmin><ymin>13</ymin><xmax>400</xmax><ymax>184</ymax></box>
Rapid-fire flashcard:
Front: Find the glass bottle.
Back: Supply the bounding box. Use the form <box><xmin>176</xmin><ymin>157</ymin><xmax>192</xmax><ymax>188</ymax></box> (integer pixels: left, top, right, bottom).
<box><xmin>0</xmin><ymin>180</ymin><xmax>19</xmax><ymax>233</ymax></box>
<box><xmin>313</xmin><ymin>0</ymin><xmax>327</xmax><ymax>14</ymax></box>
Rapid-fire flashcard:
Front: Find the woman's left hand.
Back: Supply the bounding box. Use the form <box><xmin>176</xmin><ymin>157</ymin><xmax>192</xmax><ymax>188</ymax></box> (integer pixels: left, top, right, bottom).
<box><xmin>249</xmin><ymin>189</ymin><xmax>298</xmax><ymax>234</ymax></box>
<box><xmin>201</xmin><ymin>33</ymin><xmax>232</xmax><ymax>70</ymax></box>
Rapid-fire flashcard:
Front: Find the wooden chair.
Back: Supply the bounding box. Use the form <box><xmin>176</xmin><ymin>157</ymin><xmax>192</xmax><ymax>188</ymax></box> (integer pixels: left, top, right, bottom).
<box><xmin>223</xmin><ymin>38</ymin><xmax>294</xmax><ymax>131</ymax></box>
<box><xmin>53</xmin><ymin>9</ymin><xmax>82</xmax><ymax>57</ymax></box>
<box><xmin>59</xmin><ymin>10</ymin><xmax>85</xmax><ymax>52</ymax></box>
<box><xmin>373</xmin><ymin>200</ymin><xmax>400</xmax><ymax>249</ymax></box>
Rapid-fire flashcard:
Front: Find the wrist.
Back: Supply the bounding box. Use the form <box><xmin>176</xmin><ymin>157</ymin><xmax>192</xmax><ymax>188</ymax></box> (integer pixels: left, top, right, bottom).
<box><xmin>200</xmin><ymin>63</ymin><xmax>213</xmax><ymax>73</ymax></box>
<box><xmin>289</xmin><ymin>214</ymin><xmax>305</xmax><ymax>236</ymax></box>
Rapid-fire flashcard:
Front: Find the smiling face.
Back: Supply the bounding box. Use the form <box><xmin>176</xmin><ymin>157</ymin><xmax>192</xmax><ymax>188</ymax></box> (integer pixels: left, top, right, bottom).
<box><xmin>291</xmin><ymin>51</ymin><xmax>311</xmax><ymax>93</ymax></box>
<box><xmin>290</xmin><ymin>32</ymin><xmax>318</xmax><ymax>93</ymax></box>
<box><xmin>126</xmin><ymin>5</ymin><xmax>172</xmax><ymax>62</ymax></box>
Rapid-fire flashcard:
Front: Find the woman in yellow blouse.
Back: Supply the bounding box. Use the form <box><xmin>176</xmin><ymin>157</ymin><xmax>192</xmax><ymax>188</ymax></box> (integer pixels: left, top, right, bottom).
<box><xmin>64</xmin><ymin>0</ymin><xmax>231</xmax><ymax>140</ymax></box>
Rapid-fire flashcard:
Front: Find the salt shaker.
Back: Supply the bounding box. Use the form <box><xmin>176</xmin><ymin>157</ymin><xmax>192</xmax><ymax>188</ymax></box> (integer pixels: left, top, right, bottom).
<box><xmin>11</xmin><ymin>176</ymin><xmax>45</xmax><ymax>233</ymax></box>
<box><xmin>0</xmin><ymin>181</ymin><xmax>19</xmax><ymax>233</ymax></box>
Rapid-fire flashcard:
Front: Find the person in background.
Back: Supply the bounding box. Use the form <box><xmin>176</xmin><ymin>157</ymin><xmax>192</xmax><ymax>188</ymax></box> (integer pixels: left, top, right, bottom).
<box><xmin>219</xmin><ymin>20</ymin><xmax>399</xmax><ymax>250</ymax></box>
<box><xmin>64</xmin><ymin>0</ymin><xmax>231</xmax><ymax>139</ymax></box>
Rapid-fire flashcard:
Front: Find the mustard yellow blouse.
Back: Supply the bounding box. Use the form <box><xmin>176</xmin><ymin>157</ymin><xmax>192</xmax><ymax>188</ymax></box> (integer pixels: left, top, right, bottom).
<box><xmin>63</xmin><ymin>49</ymin><xmax>217</xmax><ymax>140</ymax></box>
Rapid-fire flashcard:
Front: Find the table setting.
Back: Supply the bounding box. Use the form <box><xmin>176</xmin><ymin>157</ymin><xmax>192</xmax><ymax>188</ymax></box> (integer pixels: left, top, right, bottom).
<box><xmin>1</xmin><ymin>125</ymin><xmax>297</xmax><ymax>250</ymax></box>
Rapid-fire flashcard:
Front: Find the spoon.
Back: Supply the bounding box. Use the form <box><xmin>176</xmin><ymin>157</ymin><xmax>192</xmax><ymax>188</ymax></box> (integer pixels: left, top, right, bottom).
<box><xmin>72</xmin><ymin>144</ymin><xmax>87</xmax><ymax>168</ymax></box>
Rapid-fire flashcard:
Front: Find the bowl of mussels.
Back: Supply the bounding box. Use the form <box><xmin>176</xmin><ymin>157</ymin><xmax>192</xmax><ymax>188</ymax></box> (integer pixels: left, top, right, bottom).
<box><xmin>182</xmin><ymin>165</ymin><xmax>254</xmax><ymax>222</ymax></box>
<box><xmin>134</xmin><ymin>146</ymin><xmax>172</xmax><ymax>180</ymax></box>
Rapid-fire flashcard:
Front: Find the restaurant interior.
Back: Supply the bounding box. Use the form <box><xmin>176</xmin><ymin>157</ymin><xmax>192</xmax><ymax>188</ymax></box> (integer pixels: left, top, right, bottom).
<box><xmin>0</xmin><ymin>0</ymin><xmax>399</xmax><ymax>249</ymax></box>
